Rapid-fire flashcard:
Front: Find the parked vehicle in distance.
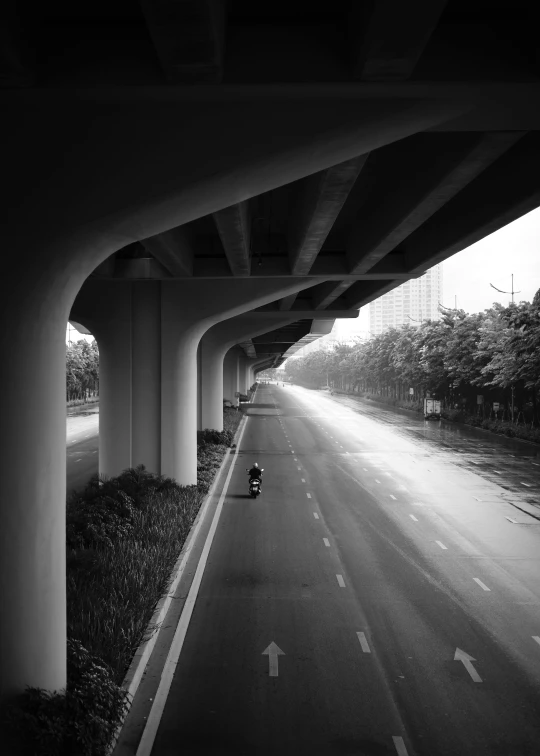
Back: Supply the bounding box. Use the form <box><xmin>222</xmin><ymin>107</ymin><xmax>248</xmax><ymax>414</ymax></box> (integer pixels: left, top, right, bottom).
<box><xmin>424</xmin><ymin>398</ymin><xmax>442</xmax><ymax>420</ymax></box>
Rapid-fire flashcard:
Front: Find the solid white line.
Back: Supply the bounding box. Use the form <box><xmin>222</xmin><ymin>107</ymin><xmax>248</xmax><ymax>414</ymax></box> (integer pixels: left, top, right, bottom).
<box><xmin>135</xmin><ymin>413</ymin><xmax>249</xmax><ymax>756</ymax></box>
<box><xmin>473</xmin><ymin>578</ymin><xmax>491</xmax><ymax>591</ymax></box>
<box><xmin>392</xmin><ymin>736</ymin><xmax>409</xmax><ymax>755</ymax></box>
<box><xmin>336</xmin><ymin>574</ymin><xmax>346</xmax><ymax>588</ymax></box>
<box><xmin>390</xmin><ymin>495</ymin><xmax>397</xmax><ymax>500</ymax></box>
<box><xmin>532</xmin><ymin>636</ymin><xmax>540</xmax><ymax>647</ymax></box>
<box><xmin>435</xmin><ymin>540</ymin><xmax>447</xmax><ymax>549</ymax></box>
<box><xmin>323</xmin><ymin>538</ymin><xmax>330</xmax><ymax>547</ymax></box>
<box><xmin>356</xmin><ymin>632</ymin><xmax>371</xmax><ymax>653</ymax></box>
<box><xmin>306</xmin><ymin>493</ymin><xmax>312</xmax><ymax>499</ymax></box>
<box><xmin>313</xmin><ymin>513</ymin><xmax>319</xmax><ymax>520</ymax></box>
<box><xmin>409</xmin><ymin>514</ymin><xmax>418</xmax><ymax>521</ymax></box>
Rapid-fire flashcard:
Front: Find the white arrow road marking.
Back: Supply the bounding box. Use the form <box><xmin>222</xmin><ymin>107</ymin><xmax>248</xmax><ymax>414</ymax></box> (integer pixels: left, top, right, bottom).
<box><xmin>336</xmin><ymin>574</ymin><xmax>346</xmax><ymax>588</ymax></box>
<box><xmin>313</xmin><ymin>513</ymin><xmax>319</xmax><ymax>520</ymax></box>
<box><xmin>262</xmin><ymin>642</ymin><xmax>285</xmax><ymax>677</ymax></box>
<box><xmin>505</xmin><ymin>516</ymin><xmax>518</xmax><ymax>523</ymax></box>
<box><xmin>532</xmin><ymin>636</ymin><xmax>540</xmax><ymax>647</ymax></box>
<box><xmin>473</xmin><ymin>578</ymin><xmax>491</xmax><ymax>591</ymax></box>
<box><xmin>435</xmin><ymin>541</ymin><xmax>447</xmax><ymax>549</ymax></box>
<box><xmin>392</xmin><ymin>736</ymin><xmax>409</xmax><ymax>755</ymax></box>
<box><xmin>356</xmin><ymin>632</ymin><xmax>371</xmax><ymax>653</ymax></box>
<box><xmin>454</xmin><ymin>648</ymin><xmax>482</xmax><ymax>682</ymax></box>
<box><xmin>409</xmin><ymin>514</ymin><xmax>418</xmax><ymax>521</ymax></box>
<box><xmin>323</xmin><ymin>538</ymin><xmax>330</xmax><ymax>547</ymax></box>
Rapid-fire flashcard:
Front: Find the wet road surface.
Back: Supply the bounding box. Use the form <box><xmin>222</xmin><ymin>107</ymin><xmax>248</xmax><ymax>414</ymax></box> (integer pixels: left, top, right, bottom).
<box><xmin>66</xmin><ymin>404</ymin><xmax>99</xmax><ymax>493</ymax></box>
<box><xmin>121</xmin><ymin>383</ymin><xmax>540</xmax><ymax>756</ymax></box>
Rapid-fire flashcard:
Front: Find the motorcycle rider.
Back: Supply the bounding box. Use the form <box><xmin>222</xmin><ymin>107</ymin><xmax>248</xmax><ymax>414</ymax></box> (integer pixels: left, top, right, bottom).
<box><xmin>247</xmin><ymin>462</ymin><xmax>263</xmax><ymax>492</ymax></box>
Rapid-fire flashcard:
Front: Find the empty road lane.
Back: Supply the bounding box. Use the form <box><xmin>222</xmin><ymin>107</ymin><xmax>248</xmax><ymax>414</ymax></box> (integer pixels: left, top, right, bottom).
<box><xmin>131</xmin><ymin>384</ymin><xmax>540</xmax><ymax>756</ymax></box>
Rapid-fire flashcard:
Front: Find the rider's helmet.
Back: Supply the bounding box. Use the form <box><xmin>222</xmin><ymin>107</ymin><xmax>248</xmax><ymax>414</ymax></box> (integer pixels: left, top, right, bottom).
<box><xmin>253</xmin><ymin>462</ymin><xmax>259</xmax><ymax>468</ymax></box>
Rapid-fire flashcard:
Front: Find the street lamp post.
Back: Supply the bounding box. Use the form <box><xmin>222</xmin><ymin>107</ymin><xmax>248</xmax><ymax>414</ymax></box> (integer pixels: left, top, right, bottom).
<box><xmin>489</xmin><ymin>275</ymin><xmax>521</xmax><ymax>423</ymax></box>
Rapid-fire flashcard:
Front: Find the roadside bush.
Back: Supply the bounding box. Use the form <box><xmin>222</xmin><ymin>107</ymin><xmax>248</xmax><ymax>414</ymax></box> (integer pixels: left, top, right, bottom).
<box><xmin>3</xmin><ymin>639</ymin><xmax>130</xmax><ymax>756</ymax></box>
<box><xmin>4</xmin><ymin>408</ymin><xmax>245</xmax><ymax>756</ymax></box>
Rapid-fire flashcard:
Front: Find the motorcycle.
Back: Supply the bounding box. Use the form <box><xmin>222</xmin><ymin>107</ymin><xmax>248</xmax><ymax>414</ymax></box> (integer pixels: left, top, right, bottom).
<box><xmin>247</xmin><ymin>468</ymin><xmax>264</xmax><ymax>498</ymax></box>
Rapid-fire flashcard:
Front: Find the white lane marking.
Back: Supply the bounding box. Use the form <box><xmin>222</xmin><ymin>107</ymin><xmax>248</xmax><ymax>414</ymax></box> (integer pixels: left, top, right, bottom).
<box><xmin>323</xmin><ymin>538</ymin><xmax>330</xmax><ymax>547</ymax></box>
<box><xmin>306</xmin><ymin>493</ymin><xmax>312</xmax><ymax>499</ymax></box>
<box><xmin>435</xmin><ymin>540</ymin><xmax>447</xmax><ymax>549</ymax></box>
<box><xmin>375</xmin><ymin>479</ymin><xmax>381</xmax><ymax>484</ymax></box>
<box><xmin>363</xmin><ymin>468</ymin><xmax>368</xmax><ymax>471</ymax></box>
<box><xmin>356</xmin><ymin>632</ymin><xmax>371</xmax><ymax>653</ymax></box>
<box><xmin>301</xmin><ymin>478</ymin><xmax>306</xmax><ymax>483</ymax></box>
<box><xmin>532</xmin><ymin>462</ymin><xmax>539</xmax><ymax>467</ymax></box>
<box><xmin>136</xmin><ymin>407</ymin><xmax>249</xmax><ymax>756</ymax></box>
<box><xmin>262</xmin><ymin>642</ymin><xmax>284</xmax><ymax>677</ymax></box>
<box><xmin>93</xmin><ymin>450</ymin><xmax>98</xmax><ymax>454</ymax></box>
<box><xmin>505</xmin><ymin>516</ymin><xmax>518</xmax><ymax>523</ymax></box>
<box><xmin>345</xmin><ymin>452</ymin><xmax>350</xmax><ymax>455</ymax></box>
<box><xmin>75</xmin><ymin>459</ymin><xmax>81</xmax><ymax>463</ymax></box>
<box><xmin>493</xmin><ymin>471</ymin><xmax>501</xmax><ymax>475</ymax></box>
<box><xmin>313</xmin><ymin>513</ymin><xmax>319</xmax><ymax>520</ymax></box>
<box><xmin>411</xmin><ymin>502</ymin><xmax>424</xmax><ymax>506</ymax></box>
<box><xmin>294</xmin><ymin>458</ymin><xmax>298</xmax><ymax>461</ymax></box>
<box><xmin>297</xmin><ymin>466</ymin><xmax>301</xmax><ymax>470</ymax></box>
<box><xmin>84</xmin><ymin>435</ymin><xmax>90</xmax><ymax>438</ymax></box>
<box><xmin>336</xmin><ymin>574</ymin><xmax>346</xmax><ymax>588</ymax></box>
<box><xmin>409</xmin><ymin>514</ymin><xmax>418</xmax><ymax>521</ymax></box>
<box><xmin>392</xmin><ymin>736</ymin><xmax>409</xmax><ymax>755</ymax></box>
<box><xmin>390</xmin><ymin>494</ymin><xmax>397</xmax><ymax>500</ymax></box>
<box><xmin>473</xmin><ymin>578</ymin><xmax>491</xmax><ymax>591</ymax></box>
<box><xmin>532</xmin><ymin>636</ymin><xmax>540</xmax><ymax>647</ymax></box>
<box><xmin>470</xmin><ymin>460</ymin><xmax>479</xmax><ymax>465</ymax></box>
<box><xmin>291</xmin><ymin>450</ymin><xmax>295</xmax><ymax>453</ymax></box>
<box><xmin>521</xmin><ymin>482</ymin><xmax>532</xmax><ymax>487</ymax></box>
<box><xmin>454</xmin><ymin>648</ymin><xmax>482</xmax><ymax>682</ymax></box>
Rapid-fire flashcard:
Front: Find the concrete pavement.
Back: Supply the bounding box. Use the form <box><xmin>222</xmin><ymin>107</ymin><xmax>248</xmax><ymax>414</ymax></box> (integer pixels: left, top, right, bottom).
<box><xmin>117</xmin><ymin>383</ymin><xmax>540</xmax><ymax>755</ymax></box>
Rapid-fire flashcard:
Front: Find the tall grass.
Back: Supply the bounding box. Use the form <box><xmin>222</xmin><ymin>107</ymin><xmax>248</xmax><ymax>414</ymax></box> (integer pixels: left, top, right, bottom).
<box><xmin>3</xmin><ymin>409</ymin><xmax>243</xmax><ymax>754</ymax></box>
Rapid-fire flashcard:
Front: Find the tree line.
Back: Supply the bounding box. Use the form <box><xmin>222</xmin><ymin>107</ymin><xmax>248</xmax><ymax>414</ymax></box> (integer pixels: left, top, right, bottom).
<box><xmin>66</xmin><ymin>340</ymin><xmax>99</xmax><ymax>402</ymax></box>
<box><xmin>286</xmin><ymin>292</ymin><xmax>540</xmax><ymax>424</ymax></box>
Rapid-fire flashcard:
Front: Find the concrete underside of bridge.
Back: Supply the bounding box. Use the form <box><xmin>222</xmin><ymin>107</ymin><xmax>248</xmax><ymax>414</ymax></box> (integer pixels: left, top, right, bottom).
<box><xmin>2</xmin><ymin>0</ymin><xmax>540</xmax><ymax>707</ymax></box>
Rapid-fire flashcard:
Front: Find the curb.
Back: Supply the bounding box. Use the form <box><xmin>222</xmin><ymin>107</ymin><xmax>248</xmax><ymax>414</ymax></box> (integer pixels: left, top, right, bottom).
<box><xmin>107</xmin><ymin>409</ymin><xmax>249</xmax><ymax>755</ymax></box>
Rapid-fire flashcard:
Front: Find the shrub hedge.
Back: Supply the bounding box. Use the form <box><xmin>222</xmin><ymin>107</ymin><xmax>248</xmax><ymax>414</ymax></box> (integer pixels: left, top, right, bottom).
<box><xmin>3</xmin><ymin>408</ymin><xmax>243</xmax><ymax>756</ymax></box>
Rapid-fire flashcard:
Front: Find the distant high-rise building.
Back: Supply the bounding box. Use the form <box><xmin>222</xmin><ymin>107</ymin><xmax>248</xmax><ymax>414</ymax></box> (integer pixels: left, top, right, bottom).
<box><xmin>369</xmin><ymin>264</ymin><xmax>443</xmax><ymax>336</ymax></box>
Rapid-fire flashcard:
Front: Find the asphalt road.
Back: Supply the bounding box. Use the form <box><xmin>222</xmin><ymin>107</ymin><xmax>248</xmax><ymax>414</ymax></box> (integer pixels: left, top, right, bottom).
<box><xmin>66</xmin><ymin>405</ymin><xmax>99</xmax><ymax>494</ymax></box>
<box><xmin>145</xmin><ymin>383</ymin><xmax>540</xmax><ymax>756</ymax></box>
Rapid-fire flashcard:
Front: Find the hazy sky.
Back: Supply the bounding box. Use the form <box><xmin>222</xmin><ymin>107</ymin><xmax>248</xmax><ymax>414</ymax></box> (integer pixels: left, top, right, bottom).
<box><xmin>336</xmin><ymin>205</ymin><xmax>540</xmax><ymax>340</ymax></box>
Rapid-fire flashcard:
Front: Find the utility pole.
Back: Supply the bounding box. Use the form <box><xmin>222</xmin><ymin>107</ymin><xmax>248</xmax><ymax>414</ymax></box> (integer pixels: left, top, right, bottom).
<box><xmin>490</xmin><ymin>274</ymin><xmax>520</xmax><ymax>305</ymax></box>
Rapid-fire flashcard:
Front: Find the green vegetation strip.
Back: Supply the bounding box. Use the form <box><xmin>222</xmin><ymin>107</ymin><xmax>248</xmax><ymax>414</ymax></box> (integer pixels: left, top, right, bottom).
<box><xmin>3</xmin><ymin>408</ymin><xmax>243</xmax><ymax>756</ymax></box>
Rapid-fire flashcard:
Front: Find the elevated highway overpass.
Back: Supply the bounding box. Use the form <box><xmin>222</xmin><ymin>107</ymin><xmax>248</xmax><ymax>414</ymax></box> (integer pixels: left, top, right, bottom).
<box><xmin>2</xmin><ymin>0</ymin><xmax>540</xmax><ymax>708</ymax></box>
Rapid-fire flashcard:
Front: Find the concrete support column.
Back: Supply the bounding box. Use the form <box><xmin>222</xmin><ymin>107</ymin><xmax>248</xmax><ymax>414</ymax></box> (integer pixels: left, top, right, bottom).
<box><xmin>238</xmin><ymin>356</ymin><xmax>249</xmax><ymax>394</ymax></box>
<box><xmin>201</xmin><ymin>343</ymin><xmax>228</xmax><ymax>431</ymax></box>
<box><xmin>0</xmin><ymin>304</ymin><xmax>69</xmax><ymax>701</ymax></box>
<box><xmin>131</xmin><ymin>282</ymin><xmax>161</xmax><ymax>473</ymax></box>
<box><xmin>223</xmin><ymin>348</ymin><xmax>240</xmax><ymax>405</ymax></box>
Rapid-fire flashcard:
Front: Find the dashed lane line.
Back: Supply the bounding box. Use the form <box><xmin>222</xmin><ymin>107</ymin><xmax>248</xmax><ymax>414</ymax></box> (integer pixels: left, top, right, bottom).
<box><xmin>390</xmin><ymin>495</ymin><xmax>397</xmax><ymax>500</ymax></box>
<box><xmin>306</xmin><ymin>493</ymin><xmax>312</xmax><ymax>499</ymax></box>
<box><xmin>409</xmin><ymin>514</ymin><xmax>418</xmax><ymax>521</ymax></box>
<box><xmin>323</xmin><ymin>538</ymin><xmax>330</xmax><ymax>547</ymax></box>
<box><xmin>375</xmin><ymin>479</ymin><xmax>381</xmax><ymax>484</ymax></box>
<box><xmin>336</xmin><ymin>574</ymin><xmax>346</xmax><ymax>588</ymax></box>
<box><xmin>533</xmin><ymin>636</ymin><xmax>540</xmax><ymax>647</ymax></box>
<box><xmin>301</xmin><ymin>478</ymin><xmax>306</xmax><ymax>483</ymax></box>
<box><xmin>473</xmin><ymin>578</ymin><xmax>491</xmax><ymax>592</ymax></box>
<box><xmin>392</xmin><ymin>736</ymin><xmax>409</xmax><ymax>756</ymax></box>
<box><xmin>356</xmin><ymin>632</ymin><xmax>371</xmax><ymax>653</ymax></box>
<box><xmin>313</xmin><ymin>513</ymin><xmax>319</xmax><ymax>520</ymax></box>
<box><xmin>435</xmin><ymin>540</ymin><xmax>447</xmax><ymax>549</ymax></box>
<box><xmin>505</xmin><ymin>516</ymin><xmax>518</xmax><ymax>523</ymax></box>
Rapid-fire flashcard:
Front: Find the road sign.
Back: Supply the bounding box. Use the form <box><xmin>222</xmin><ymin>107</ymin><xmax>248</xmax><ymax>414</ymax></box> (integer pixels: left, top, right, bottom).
<box><xmin>493</xmin><ymin>402</ymin><xmax>500</xmax><ymax>411</ymax></box>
